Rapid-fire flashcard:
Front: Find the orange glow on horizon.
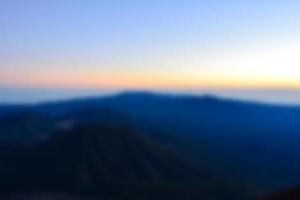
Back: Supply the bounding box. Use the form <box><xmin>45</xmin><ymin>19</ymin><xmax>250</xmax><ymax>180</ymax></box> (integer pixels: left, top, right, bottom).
<box><xmin>1</xmin><ymin>69</ymin><xmax>300</xmax><ymax>90</ymax></box>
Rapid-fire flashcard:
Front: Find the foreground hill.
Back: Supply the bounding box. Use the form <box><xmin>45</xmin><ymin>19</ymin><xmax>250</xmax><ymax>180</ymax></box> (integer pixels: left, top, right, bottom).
<box><xmin>0</xmin><ymin>123</ymin><xmax>247</xmax><ymax>199</ymax></box>
<box><xmin>258</xmin><ymin>187</ymin><xmax>300</xmax><ymax>200</ymax></box>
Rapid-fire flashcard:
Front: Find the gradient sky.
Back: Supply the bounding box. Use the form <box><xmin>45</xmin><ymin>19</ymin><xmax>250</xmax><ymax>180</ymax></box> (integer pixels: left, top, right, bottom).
<box><xmin>1</xmin><ymin>1</ymin><xmax>300</xmax><ymax>103</ymax></box>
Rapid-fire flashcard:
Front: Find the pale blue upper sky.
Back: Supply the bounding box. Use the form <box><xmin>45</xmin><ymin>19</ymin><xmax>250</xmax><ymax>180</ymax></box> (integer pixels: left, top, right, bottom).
<box><xmin>1</xmin><ymin>1</ymin><xmax>300</xmax><ymax>103</ymax></box>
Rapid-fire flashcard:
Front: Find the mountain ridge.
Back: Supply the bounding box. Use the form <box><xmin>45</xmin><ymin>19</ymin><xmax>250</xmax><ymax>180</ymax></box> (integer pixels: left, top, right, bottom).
<box><xmin>0</xmin><ymin>92</ymin><xmax>300</xmax><ymax>198</ymax></box>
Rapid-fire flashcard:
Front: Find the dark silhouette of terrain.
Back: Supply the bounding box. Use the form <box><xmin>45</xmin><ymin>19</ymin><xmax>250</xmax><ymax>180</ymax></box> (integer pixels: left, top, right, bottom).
<box><xmin>259</xmin><ymin>187</ymin><xmax>300</xmax><ymax>200</ymax></box>
<box><xmin>0</xmin><ymin>91</ymin><xmax>300</xmax><ymax>199</ymax></box>
<box><xmin>0</xmin><ymin>123</ymin><xmax>247</xmax><ymax>199</ymax></box>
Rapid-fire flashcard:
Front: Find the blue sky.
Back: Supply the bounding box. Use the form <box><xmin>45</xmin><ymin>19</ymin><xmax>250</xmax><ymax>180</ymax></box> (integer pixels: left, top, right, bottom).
<box><xmin>1</xmin><ymin>1</ymin><xmax>300</xmax><ymax>103</ymax></box>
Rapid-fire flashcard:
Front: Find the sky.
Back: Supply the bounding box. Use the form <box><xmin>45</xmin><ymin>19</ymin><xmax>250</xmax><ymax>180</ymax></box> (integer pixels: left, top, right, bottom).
<box><xmin>1</xmin><ymin>0</ymin><xmax>300</xmax><ymax>103</ymax></box>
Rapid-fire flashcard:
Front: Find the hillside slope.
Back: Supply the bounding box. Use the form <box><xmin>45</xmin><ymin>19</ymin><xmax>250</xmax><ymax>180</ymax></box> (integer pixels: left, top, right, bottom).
<box><xmin>0</xmin><ymin>123</ymin><xmax>248</xmax><ymax>199</ymax></box>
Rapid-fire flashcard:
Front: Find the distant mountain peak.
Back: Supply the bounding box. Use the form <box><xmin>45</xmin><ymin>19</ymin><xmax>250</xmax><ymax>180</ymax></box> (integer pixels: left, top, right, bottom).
<box><xmin>115</xmin><ymin>91</ymin><xmax>169</xmax><ymax>100</ymax></box>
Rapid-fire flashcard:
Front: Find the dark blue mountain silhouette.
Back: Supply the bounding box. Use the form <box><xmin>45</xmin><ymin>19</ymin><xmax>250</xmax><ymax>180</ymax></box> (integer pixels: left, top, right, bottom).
<box><xmin>0</xmin><ymin>91</ymin><xmax>300</xmax><ymax>198</ymax></box>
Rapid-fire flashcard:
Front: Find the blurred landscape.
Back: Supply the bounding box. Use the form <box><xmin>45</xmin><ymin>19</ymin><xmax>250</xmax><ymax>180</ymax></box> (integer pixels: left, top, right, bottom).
<box><xmin>0</xmin><ymin>92</ymin><xmax>300</xmax><ymax>199</ymax></box>
<box><xmin>2</xmin><ymin>1</ymin><xmax>300</xmax><ymax>199</ymax></box>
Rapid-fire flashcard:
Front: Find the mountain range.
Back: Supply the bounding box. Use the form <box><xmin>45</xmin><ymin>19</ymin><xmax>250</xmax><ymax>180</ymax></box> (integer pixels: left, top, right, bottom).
<box><xmin>0</xmin><ymin>92</ymin><xmax>300</xmax><ymax>199</ymax></box>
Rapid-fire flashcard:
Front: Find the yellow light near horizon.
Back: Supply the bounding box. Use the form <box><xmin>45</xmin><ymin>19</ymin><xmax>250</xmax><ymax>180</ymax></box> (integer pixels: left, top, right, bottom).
<box><xmin>1</xmin><ymin>67</ymin><xmax>300</xmax><ymax>90</ymax></box>
<box><xmin>1</xmin><ymin>38</ymin><xmax>300</xmax><ymax>90</ymax></box>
